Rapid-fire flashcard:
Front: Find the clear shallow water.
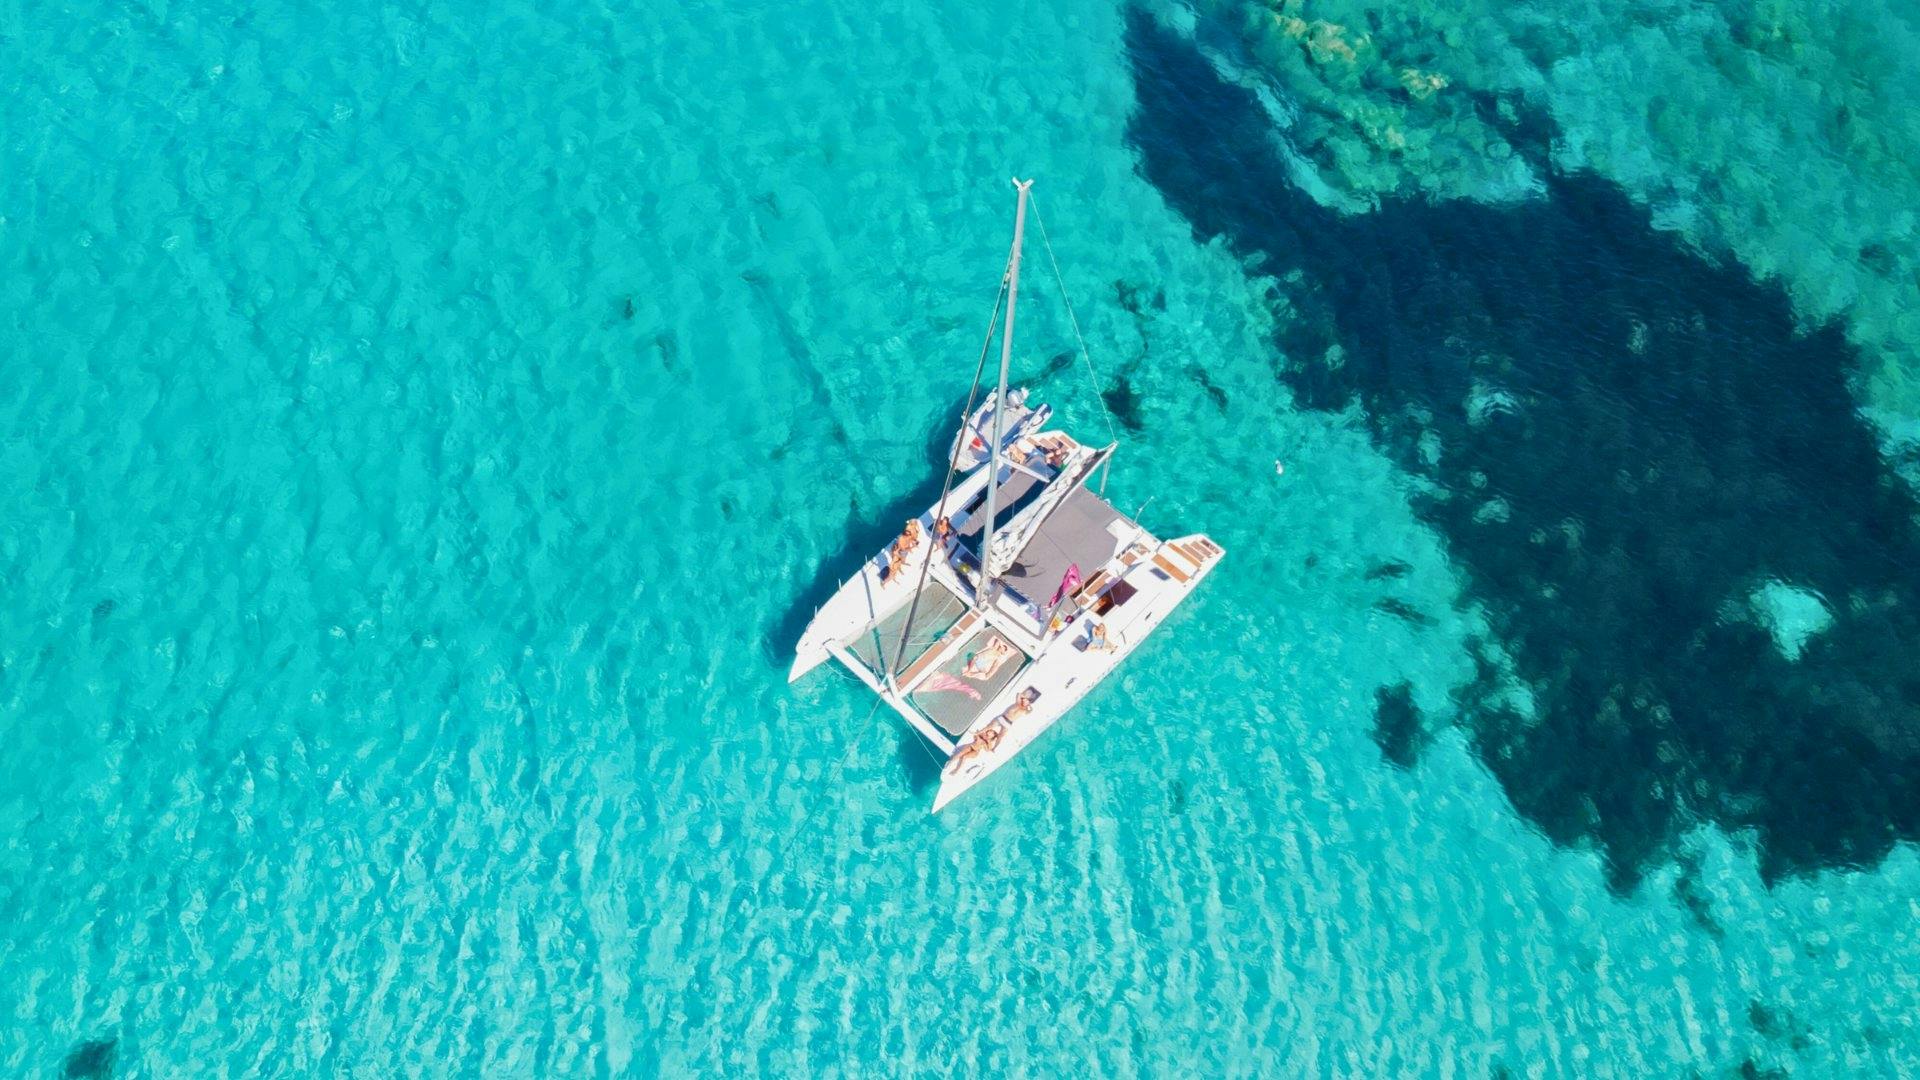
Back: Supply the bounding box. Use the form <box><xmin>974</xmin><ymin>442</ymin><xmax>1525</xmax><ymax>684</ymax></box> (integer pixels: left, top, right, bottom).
<box><xmin>2</xmin><ymin>0</ymin><xmax>1916</xmax><ymax>1076</ymax></box>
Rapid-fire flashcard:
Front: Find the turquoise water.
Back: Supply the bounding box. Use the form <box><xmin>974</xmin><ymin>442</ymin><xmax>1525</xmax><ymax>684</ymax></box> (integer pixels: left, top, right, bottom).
<box><xmin>4</xmin><ymin>0</ymin><xmax>1919</xmax><ymax>1075</ymax></box>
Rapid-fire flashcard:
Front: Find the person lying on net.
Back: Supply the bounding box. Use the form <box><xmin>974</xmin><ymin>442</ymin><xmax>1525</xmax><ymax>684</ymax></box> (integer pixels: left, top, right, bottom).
<box><xmin>961</xmin><ymin>637</ymin><xmax>1016</xmax><ymax>679</ymax></box>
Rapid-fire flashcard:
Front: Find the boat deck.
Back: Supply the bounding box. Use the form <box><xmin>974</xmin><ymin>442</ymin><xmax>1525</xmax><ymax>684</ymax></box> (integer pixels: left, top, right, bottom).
<box><xmin>955</xmin><ymin>469</ymin><xmax>1046</xmax><ymax>541</ymax></box>
<box><xmin>908</xmin><ymin>625</ymin><xmax>1030</xmax><ymax>736</ymax></box>
<box><xmin>999</xmin><ymin>487</ymin><xmax>1137</xmax><ymax>617</ymax></box>
<box><xmin>789</xmin><ymin>407</ymin><xmax>1223</xmax><ymax>812</ymax></box>
<box><xmin>846</xmin><ymin>585</ymin><xmax>967</xmax><ymax>677</ymax></box>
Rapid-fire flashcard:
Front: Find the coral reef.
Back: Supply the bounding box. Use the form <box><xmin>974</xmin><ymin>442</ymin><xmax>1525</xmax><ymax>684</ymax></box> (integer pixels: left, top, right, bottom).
<box><xmin>1200</xmin><ymin>0</ymin><xmax>1920</xmax><ymax>462</ymax></box>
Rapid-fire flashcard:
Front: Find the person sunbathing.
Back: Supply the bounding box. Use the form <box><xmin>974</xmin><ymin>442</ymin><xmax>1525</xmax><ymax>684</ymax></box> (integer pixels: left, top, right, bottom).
<box><xmin>961</xmin><ymin>637</ymin><xmax>1015</xmax><ymax>679</ymax></box>
<box><xmin>1000</xmin><ymin>687</ymin><xmax>1039</xmax><ymax>724</ymax></box>
<box><xmin>944</xmin><ymin>722</ymin><xmax>1004</xmax><ymax>774</ymax></box>
<box><xmin>944</xmin><ymin>742</ymin><xmax>979</xmax><ymax>774</ymax></box>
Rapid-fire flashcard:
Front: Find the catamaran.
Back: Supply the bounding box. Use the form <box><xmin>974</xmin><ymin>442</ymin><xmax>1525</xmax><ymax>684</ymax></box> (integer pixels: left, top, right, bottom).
<box><xmin>789</xmin><ymin>179</ymin><xmax>1224</xmax><ymax>812</ymax></box>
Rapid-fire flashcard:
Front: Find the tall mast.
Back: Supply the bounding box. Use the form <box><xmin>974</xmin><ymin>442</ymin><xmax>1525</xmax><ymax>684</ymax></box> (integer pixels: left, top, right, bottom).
<box><xmin>978</xmin><ymin>178</ymin><xmax>1033</xmax><ymax>612</ymax></box>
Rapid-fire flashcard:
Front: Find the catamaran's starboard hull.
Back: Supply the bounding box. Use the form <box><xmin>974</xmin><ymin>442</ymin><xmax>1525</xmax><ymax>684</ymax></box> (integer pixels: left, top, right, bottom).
<box><xmin>929</xmin><ymin>534</ymin><xmax>1224</xmax><ymax>813</ymax></box>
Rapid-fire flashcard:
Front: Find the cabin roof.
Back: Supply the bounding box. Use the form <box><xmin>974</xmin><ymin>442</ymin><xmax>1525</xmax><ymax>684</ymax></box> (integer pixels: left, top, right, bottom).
<box><xmin>955</xmin><ymin>469</ymin><xmax>1044</xmax><ymax>539</ymax></box>
<box><xmin>1000</xmin><ymin>487</ymin><xmax>1133</xmax><ymax>609</ymax></box>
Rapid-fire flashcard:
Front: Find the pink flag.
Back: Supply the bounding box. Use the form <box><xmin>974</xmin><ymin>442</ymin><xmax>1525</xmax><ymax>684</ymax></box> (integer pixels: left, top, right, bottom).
<box><xmin>1050</xmin><ymin>563</ymin><xmax>1083</xmax><ymax>607</ymax></box>
<box><xmin>920</xmin><ymin>672</ymin><xmax>983</xmax><ymax>700</ymax></box>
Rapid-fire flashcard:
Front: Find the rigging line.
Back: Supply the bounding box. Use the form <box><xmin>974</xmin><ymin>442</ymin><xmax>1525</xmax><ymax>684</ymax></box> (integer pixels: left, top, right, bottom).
<box><xmin>1029</xmin><ymin>192</ymin><xmax>1120</xmax><ymax>454</ymax></box>
<box><xmin>906</xmin><ymin>721</ymin><xmax>949</xmax><ymax>770</ymax></box>
<box><xmin>884</xmin><ymin>255</ymin><xmax>1014</xmax><ymax>685</ymax></box>
<box><xmin>840</xmin><ymin>697</ymin><xmax>885</xmax><ymax>767</ymax></box>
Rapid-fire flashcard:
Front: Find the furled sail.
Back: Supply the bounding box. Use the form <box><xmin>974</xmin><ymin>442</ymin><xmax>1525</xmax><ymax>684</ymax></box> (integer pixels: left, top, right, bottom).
<box><xmin>984</xmin><ymin>443</ymin><xmax>1115</xmax><ymax>580</ymax></box>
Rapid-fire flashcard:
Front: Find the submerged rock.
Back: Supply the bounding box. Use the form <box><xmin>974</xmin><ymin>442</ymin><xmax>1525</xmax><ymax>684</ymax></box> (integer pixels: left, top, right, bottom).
<box><xmin>1203</xmin><ymin>0</ymin><xmax>1920</xmax><ymax>478</ymax></box>
<box><xmin>1398</xmin><ymin>67</ymin><xmax>1450</xmax><ymax>100</ymax></box>
<box><xmin>1372</xmin><ymin>682</ymin><xmax>1431</xmax><ymax>768</ymax></box>
<box><xmin>1746</xmin><ymin>580</ymin><xmax>1834</xmax><ymax>660</ymax></box>
<box><xmin>63</xmin><ymin>1039</ymin><xmax>116</xmax><ymax>1080</ymax></box>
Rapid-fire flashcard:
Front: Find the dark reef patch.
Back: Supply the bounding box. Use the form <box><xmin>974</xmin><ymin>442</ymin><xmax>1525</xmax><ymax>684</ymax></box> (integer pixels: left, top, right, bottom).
<box><xmin>1113</xmin><ymin>279</ymin><xmax>1166</xmax><ymax>316</ymax></box>
<box><xmin>1672</xmin><ymin>848</ymin><xmax>1725</xmax><ymax>938</ymax></box>
<box><xmin>1364</xmin><ymin>559</ymin><xmax>1413</xmax><ymax>582</ymax></box>
<box><xmin>1035</xmin><ymin>349</ymin><xmax>1077</xmax><ymax>384</ymax></box>
<box><xmin>1746</xmin><ymin>999</ymin><xmax>1809</xmax><ymax>1049</ymax></box>
<box><xmin>1372</xmin><ymin>682</ymin><xmax>1429</xmax><ymax>769</ymax></box>
<box><xmin>651</xmin><ymin>330</ymin><xmax>678</xmax><ymax>372</ymax></box>
<box><xmin>1188</xmin><ymin>364</ymin><xmax>1229</xmax><ymax>410</ymax></box>
<box><xmin>63</xmin><ymin>1038</ymin><xmax>116</xmax><ymax>1080</ymax></box>
<box><xmin>1124</xmin><ymin>9</ymin><xmax>1920</xmax><ymax>887</ymax></box>
<box><xmin>1371</xmin><ymin>597</ymin><xmax>1434</xmax><ymax>628</ymax></box>
<box><xmin>1102</xmin><ymin>372</ymin><xmax>1147</xmax><ymax>431</ymax></box>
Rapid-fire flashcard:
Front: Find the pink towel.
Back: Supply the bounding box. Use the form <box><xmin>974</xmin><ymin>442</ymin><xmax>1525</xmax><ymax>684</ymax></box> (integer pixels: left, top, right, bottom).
<box><xmin>1050</xmin><ymin>563</ymin><xmax>1083</xmax><ymax>607</ymax></box>
<box><xmin>920</xmin><ymin>672</ymin><xmax>983</xmax><ymax>700</ymax></box>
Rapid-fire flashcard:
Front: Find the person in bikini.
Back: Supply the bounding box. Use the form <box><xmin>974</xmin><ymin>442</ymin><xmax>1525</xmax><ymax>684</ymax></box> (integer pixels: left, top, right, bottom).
<box><xmin>885</xmin><ymin>520</ymin><xmax>923</xmax><ymax>583</ymax></box>
<box><xmin>962</xmin><ymin>637</ymin><xmax>1015</xmax><ymax>679</ymax></box>
<box><xmin>945</xmin><ymin>720</ymin><xmax>1005</xmax><ymax>774</ymax></box>
<box><xmin>1000</xmin><ymin>687</ymin><xmax>1039</xmax><ymax>724</ymax></box>
<box><xmin>892</xmin><ymin>519</ymin><xmax>921</xmax><ymax>554</ymax></box>
<box><xmin>1087</xmin><ymin>621</ymin><xmax>1116</xmax><ymax>653</ymax></box>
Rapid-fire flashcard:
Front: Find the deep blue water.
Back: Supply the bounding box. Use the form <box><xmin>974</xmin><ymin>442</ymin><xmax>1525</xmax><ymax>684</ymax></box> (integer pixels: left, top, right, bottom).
<box><xmin>1124</xmin><ymin>9</ymin><xmax>1920</xmax><ymax>888</ymax></box>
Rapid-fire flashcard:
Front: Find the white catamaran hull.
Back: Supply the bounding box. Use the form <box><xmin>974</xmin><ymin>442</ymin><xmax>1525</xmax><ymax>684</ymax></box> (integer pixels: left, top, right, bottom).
<box><xmin>929</xmin><ymin>534</ymin><xmax>1223</xmax><ymax>812</ymax></box>
<box><xmin>788</xmin><ymin>463</ymin><xmax>996</xmax><ymax>684</ymax></box>
<box><xmin>789</xmin><ymin>177</ymin><xmax>1226</xmax><ymax>814</ymax></box>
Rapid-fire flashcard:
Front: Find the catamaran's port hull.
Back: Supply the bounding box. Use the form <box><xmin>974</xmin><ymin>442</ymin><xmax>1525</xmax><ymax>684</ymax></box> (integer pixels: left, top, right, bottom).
<box><xmin>788</xmin><ymin>463</ymin><xmax>999</xmax><ymax>685</ymax></box>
